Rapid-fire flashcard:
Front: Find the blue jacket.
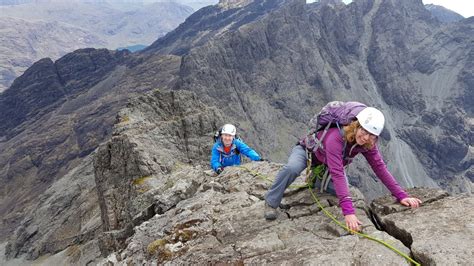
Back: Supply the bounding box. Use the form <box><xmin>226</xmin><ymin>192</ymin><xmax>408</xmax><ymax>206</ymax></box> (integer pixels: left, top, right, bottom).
<box><xmin>210</xmin><ymin>138</ymin><xmax>261</xmax><ymax>172</ymax></box>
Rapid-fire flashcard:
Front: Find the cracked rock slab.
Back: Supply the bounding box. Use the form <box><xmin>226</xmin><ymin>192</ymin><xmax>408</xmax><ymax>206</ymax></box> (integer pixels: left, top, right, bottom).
<box><xmin>372</xmin><ymin>187</ymin><xmax>473</xmax><ymax>265</ymax></box>
<box><xmin>100</xmin><ymin>163</ymin><xmax>411</xmax><ymax>265</ymax></box>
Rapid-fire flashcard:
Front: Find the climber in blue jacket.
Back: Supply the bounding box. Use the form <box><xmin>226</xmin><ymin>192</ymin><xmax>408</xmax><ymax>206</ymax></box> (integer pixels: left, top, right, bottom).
<box><xmin>210</xmin><ymin>124</ymin><xmax>262</xmax><ymax>174</ymax></box>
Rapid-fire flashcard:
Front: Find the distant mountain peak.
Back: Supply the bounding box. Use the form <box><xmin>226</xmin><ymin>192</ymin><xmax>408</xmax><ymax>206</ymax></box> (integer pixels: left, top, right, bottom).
<box><xmin>425</xmin><ymin>3</ymin><xmax>464</xmax><ymax>23</ymax></box>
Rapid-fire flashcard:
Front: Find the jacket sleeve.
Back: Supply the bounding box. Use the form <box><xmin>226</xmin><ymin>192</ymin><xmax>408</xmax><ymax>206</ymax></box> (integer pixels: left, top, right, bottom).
<box><xmin>210</xmin><ymin>143</ymin><xmax>222</xmax><ymax>171</ymax></box>
<box><xmin>323</xmin><ymin>133</ymin><xmax>355</xmax><ymax>216</ymax></box>
<box><xmin>235</xmin><ymin>139</ymin><xmax>261</xmax><ymax>161</ymax></box>
<box><xmin>362</xmin><ymin>146</ymin><xmax>408</xmax><ymax>201</ymax></box>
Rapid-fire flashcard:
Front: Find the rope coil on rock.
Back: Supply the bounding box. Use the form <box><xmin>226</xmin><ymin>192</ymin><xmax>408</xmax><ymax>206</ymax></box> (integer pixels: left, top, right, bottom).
<box><xmin>238</xmin><ymin>165</ymin><xmax>421</xmax><ymax>266</ymax></box>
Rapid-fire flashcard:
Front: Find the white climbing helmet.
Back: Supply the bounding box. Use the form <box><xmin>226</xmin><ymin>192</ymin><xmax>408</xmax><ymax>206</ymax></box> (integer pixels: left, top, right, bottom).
<box><xmin>356</xmin><ymin>107</ymin><xmax>385</xmax><ymax>136</ymax></box>
<box><xmin>221</xmin><ymin>124</ymin><xmax>236</xmax><ymax>136</ymax></box>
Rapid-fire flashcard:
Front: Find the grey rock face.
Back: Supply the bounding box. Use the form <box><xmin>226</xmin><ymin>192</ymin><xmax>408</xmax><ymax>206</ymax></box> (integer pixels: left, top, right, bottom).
<box><xmin>4</xmin><ymin>154</ymin><xmax>101</xmax><ymax>261</ymax></box>
<box><xmin>372</xmin><ymin>187</ymin><xmax>474</xmax><ymax>265</ymax></box>
<box><xmin>98</xmin><ymin>159</ymin><xmax>473</xmax><ymax>265</ymax></box>
<box><xmin>100</xmin><ymin>162</ymin><xmax>414</xmax><ymax>265</ymax></box>
<box><xmin>94</xmin><ymin>89</ymin><xmax>224</xmax><ymax>254</ymax></box>
<box><xmin>171</xmin><ymin>0</ymin><xmax>472</xmax><ymax>196</ymax></box>
<box><xmin>87</xmin><ymin>90</ymin><xmax>472</xmax><ymax>264</ymax></box>
<box><xmin>92</xmin><ymin>91</ymin><xmax>464</xmax><ymax>265</ymax></box>
<box><xmin>0</xmin><ymin>50</ymin><xmax>181</xmax><ymax>244</ymax></box>
<box><xmin>145</xmin><ymin>0</ymin><xmax>286</xmax><ymax>55</ymax></box>
<box><xmin>0</xmin><ymin>49</ymin><xmax>129</xmax><ymax>241</ymax></box>
<box><xmin>90</xmin><ymin>111</ymin><xmax>471</xmax><ymax>265</ymax></box>
<box><xmin>0</xmin><ymin>49</ymin><xmax>179</xmax><ymax>247</ymax></box>
<box><xmin>0</xmin><ymin>48</ymin><xmax>129</xmax><ymax>138</ymax></box>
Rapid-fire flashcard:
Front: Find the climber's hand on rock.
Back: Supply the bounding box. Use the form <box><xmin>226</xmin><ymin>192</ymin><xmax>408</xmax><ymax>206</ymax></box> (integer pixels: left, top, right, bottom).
<box><xmin>344</xmin><ymin>214</ymin><xmax>362</xmax><ymax>233</ymax></box>
<box><xmin>400</xmin><ymin>197</ymin><xmax>422</xmax><ymax>208</ymax></box>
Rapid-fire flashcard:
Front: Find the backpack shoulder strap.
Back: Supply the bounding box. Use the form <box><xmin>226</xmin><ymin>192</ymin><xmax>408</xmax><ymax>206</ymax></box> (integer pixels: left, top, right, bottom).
<box><xmin>316</xmin><ymin>122</ymin><xmax>333</xmax><ymax>151</ymax></box>
<box><xmin>213</xmin><ymin>130</ymin><xmax>221</xmax><ymax>143</ymax></box>
<box><xmin>337</xmin><ymin>123</ymin><xmax>349</xmax><ymax>161</ymax></box>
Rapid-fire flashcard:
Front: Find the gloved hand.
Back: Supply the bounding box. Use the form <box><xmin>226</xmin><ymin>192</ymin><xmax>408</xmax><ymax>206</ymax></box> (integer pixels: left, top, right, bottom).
<box><xmin>216</xmin><ymin>167</ymin><xmax>224</xmax><ymax>175</ymax></box>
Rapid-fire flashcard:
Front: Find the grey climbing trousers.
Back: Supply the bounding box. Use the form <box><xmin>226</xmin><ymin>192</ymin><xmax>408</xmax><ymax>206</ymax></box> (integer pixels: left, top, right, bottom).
<box><xmin>265</xmin><ymin>145</ymin><xmax>335</xmax><ymax>208</ymax></box>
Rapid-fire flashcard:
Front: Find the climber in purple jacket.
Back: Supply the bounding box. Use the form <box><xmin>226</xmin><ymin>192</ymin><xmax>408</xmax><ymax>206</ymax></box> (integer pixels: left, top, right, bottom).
<box><xmin>264</xmin><ymin>107</ymin><xmax>422</xmax><ymax>232</ymax></box>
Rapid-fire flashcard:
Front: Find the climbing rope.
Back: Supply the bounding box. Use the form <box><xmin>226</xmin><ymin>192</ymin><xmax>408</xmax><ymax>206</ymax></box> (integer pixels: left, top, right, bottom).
<box><xmin>238</xmin><ymin>165</ymin><xmax>308</xmax><ymax>189</ymax></box>
<box><xmin>238</xmin><ymin>165</ymin><xmax>421</xmax><ymax>266</ymax></box>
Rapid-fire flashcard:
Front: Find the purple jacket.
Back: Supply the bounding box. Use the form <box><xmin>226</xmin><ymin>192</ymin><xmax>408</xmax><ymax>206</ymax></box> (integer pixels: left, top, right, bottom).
<box><xmin>313</xmin><ymin>128</ymin><xmax>408</xmax><ymax>215</ymax></box>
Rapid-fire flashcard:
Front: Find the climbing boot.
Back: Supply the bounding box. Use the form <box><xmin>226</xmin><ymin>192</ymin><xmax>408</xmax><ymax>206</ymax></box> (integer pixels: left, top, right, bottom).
<box><xmin>264</xmin><ymin>202</ymin><xmax>278</xmax><ymax>221</ymax></box>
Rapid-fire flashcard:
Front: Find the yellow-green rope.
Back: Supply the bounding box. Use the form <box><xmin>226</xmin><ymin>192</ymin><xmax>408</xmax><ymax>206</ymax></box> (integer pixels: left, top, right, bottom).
<box><xmin>239</xmin><ymin>166</ymin><xmax>308</xmax><ymax>189</ymax></box>
<box><xmin>238</xmin><ymin>165</ymin><xmax>421</xmax><ymax>266</ymax></box>
<box><xmin>307</xmin><ymin>188</ymin><xmax>420</xmax><ymax>265</ymax></box>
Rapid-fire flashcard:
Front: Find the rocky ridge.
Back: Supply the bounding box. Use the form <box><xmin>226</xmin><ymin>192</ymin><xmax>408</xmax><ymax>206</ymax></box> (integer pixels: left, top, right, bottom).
<box><xmin>0</xmin><ymin>49</ymin><xmax>181</xmax><ymax>242</ymax></box>
<box><xmin>95</xmin><ymin>89</ymin><xmax>224</xmax><ymax>239</ymax></box>
<box><xmin>99</xmin><ymin>169</ymin><xmax>472</xmax><ymax>265</ymax></box>
<box><xmin>0</xmin><ymin>17</ymin><xmax>107</xmax><ymax>93</ymax></box>
<box><xmin>145</xmin><ymin>0</ymin><xmax>286</xmax><ymax>55</ymax></box>
<box><xmin>88</xmin><ymin>89</ymin><xmax>473</xmax><ymax>265</ymax></box>
<box><xmin>3</xmin><ymin>89</ymin><xmax>224</xmax><ymax>262</ymax></box>
<box><xmin>92</xmin><ymin>90</ymin><xmax>472</xmax><ymax>264</ymax></box>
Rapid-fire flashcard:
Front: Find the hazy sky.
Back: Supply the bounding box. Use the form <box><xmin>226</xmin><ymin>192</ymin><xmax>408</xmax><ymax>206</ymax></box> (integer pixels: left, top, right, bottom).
<box><xmin>340</xmin><ymin>0</ymin><xmax>473</xmax><ymax>18</ymax></box>
<box><xmin>421</xmin><ymin>0</ymin><xmax>473</xmax><ymax>18</ymax></box>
